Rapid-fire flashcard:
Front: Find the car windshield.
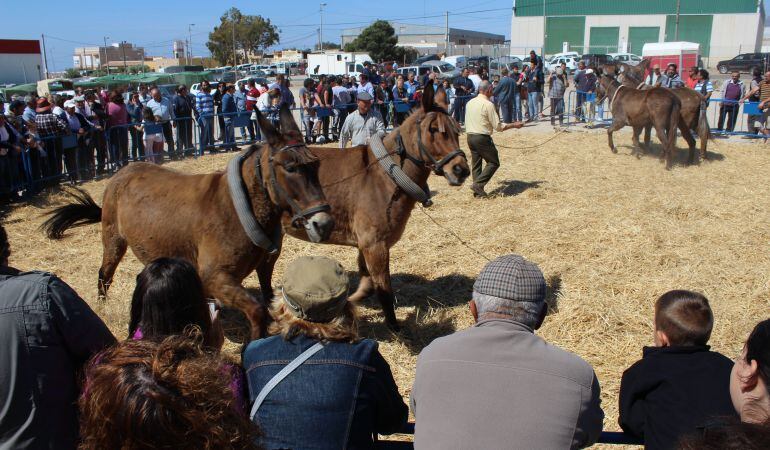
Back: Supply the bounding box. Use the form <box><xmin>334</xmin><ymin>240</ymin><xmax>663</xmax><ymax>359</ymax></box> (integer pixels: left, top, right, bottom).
<box><xmin>439</xmin><ymin>63</ymin><xmax>453</xmax><ymax>71</ymax></box>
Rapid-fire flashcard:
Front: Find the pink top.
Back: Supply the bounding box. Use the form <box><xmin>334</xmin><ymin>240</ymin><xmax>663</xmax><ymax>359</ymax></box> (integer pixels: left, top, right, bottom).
<box><xmin>106</xmin><ymin>102</ymin><xmax>128</xmax><ymax>128</ymax></box>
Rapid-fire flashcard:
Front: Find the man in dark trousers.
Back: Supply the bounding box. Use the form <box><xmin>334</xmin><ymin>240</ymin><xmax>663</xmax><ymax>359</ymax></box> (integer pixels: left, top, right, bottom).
<box><xmin>493</xmin><ymin>67</ymin><xmax>516</xmax><ymax>124</ymax></box>
<box><xmin>172</xmin><ymin>84</ymin><xmax>194</xmax><ymax>155</ymax></box>
<box><xmin>0</xmin><ymin>224</ymin><xmax>116</xmax><ymax>449</ymax></box>
<box><xmin>452</xmin><ymin>68</ymin><xmax>475</xmax><ymax>124</ymax></box>
<box><xmin>464</xmin><ymin>81</ymin><xmax>519</xmax><ymax>198</ymax></box>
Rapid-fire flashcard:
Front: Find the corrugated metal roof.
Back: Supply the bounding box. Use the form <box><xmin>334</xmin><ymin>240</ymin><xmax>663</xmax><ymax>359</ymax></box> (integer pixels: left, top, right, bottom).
<box><xmin>341</xmin><ymin>21</ymin><xmax>504</xmax><ymax>41</ymax></box>
<box><xmin>514</xmin><ymin>0</ymin><xmax>761</xmax><ymax>17</ymax></box>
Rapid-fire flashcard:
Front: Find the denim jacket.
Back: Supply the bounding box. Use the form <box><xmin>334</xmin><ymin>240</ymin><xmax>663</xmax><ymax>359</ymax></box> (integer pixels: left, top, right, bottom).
<box><xmin>0</xmin><ymin>267</ymin><xmax>115</xmax><ymax>450</ymax></box>
<box><xmin>243</xmin><ymin>334</ymin><xmax>408</xmax><ymax>450</ymax></box>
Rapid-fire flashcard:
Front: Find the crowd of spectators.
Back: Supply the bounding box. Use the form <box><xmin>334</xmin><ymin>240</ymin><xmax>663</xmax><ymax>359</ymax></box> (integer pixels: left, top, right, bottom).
<box><xmin>0</xmin><ymin>221</ymin><xmax>768</xmax><ymax>449</ymax></box>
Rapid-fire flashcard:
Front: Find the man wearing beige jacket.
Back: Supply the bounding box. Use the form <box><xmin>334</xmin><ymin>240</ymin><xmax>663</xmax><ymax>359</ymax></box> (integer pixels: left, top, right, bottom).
<box><xmin>411</xmin><ymin>254</ymin><xmax>604</xmax><ymax>450</ymax></box>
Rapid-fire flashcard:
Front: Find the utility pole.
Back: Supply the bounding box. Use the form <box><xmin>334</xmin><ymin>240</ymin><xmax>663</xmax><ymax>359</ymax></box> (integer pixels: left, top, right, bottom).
<box><xmin>40</xmin><ymin>34</ymin><xmax>49</xmax><ymax>79</ymax></box>
<box><xmin>103</xmin><ymin>36</ymin><xmax>110</xmax><ymax>75</ymax></box>
<box><xmin>319</xmin><ymin>3</ymin><xmax>327</xmax><ymax>51</ymax></box>
<box><xmin>121</xmin><ymin>41</ymin><xmax>127</xmax><ymax>72</ymax></box>
<box><xmin>188</xmin><ymin>23</ymin><xmax>195</xmax><ymax>65</ymax></box>
<box><xmin>674</xmin><ymin>0</ymin><xmax>681</xmax><ymax>41</ymax></box>
<box><xmin>232</xmin><ymin>15</ymin><xmax>237</xmax><ymax>79</ymax></box>
<box><xmin>445</xmin><ymin>11</ymin><xmax>450</xmax><ymax>55</ymax></box>
<box><xmin>542</xmin><ymin>0</ymin><xmax>547</xmax><ymax>55</ymax></box>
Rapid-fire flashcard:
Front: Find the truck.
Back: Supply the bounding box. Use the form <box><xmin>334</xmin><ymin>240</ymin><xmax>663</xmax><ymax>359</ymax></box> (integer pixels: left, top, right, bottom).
<box><xmin>305</xmin><ymin>52</ymin><xmax>373</xmax><ymax>78</ymax></box>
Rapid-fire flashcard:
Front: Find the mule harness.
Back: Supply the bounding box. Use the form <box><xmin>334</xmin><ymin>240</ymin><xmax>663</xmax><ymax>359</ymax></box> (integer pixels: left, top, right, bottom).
<box><xmin>227</xmin><ymin>144</ymin><xmax>330</xmax><ymax>254</ymax></box>
<box><xmin>369</xmin><ymin>118</ymin><xmax>466</xmax><ymax>208</ymax></box>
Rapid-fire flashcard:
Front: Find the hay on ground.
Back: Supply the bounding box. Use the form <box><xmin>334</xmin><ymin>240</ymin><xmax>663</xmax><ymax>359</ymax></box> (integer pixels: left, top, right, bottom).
<box><xmin>5</xmin><ymin>129</ymin><xmax>769</xmax><ymax>449</ymax></box>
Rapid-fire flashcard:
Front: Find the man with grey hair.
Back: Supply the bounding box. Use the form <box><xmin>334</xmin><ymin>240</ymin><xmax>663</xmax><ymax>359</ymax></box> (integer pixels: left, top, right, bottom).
<box><xmin>464</xmin><ymin>80</ymin><xmax>520</xmax><ymax>198</ymax></box>
<box><xmin>411</xmin><ymin>254</ymin><xmax>604</xmax><ymax>449</ymax></box>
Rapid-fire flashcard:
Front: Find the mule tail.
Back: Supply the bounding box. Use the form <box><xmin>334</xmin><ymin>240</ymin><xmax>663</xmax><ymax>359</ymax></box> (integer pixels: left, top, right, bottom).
<box><xmin>41</xmin><ymin>187</ymin><xmax>102</xmax><ymax>239</ymax></box>
<box><xmin>668</xmin><ymin>100</ymin><xmax>681</xmax><ymax>148</ymax></box>
<box><xmin>698</xmin><ymin>98</ymin><xmax>713</xmax><ymax>141</ymax></box>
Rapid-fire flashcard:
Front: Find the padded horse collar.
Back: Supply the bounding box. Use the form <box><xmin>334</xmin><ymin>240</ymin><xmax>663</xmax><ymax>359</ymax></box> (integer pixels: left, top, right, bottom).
<box><xmin>227</xmin><ymin>143</ymin><xmax>330</xmax><ymax>253</ymax></box>
<box><xmin>370</xmin><ymin>132</ymin><xmax>433</xmax><ymax>207</ymax></box>
<box><xmin>253</xmin><ymin>142</ymin><xmax>330</xmax><ymax>228</ymax></box>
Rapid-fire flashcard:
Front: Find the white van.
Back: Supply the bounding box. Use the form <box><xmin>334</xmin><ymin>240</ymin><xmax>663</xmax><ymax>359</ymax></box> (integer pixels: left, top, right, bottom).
<box><xmin>443</xmin><ymin>55</ymin><xmax>467</xmax><ymax>69</ymax></box>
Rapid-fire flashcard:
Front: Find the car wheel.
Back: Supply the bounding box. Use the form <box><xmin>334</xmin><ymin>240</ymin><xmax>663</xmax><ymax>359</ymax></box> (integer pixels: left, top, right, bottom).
<box><xmin>718</xmin><ymin>65</ymin><xmax>728</xmax><ymax>74</ymax></box>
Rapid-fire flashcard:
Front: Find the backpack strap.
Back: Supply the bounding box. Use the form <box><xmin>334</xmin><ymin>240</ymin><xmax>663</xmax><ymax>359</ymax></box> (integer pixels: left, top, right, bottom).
<box><xmin>249</xmin><ymin>342</ymin><xmax>325</xmax><ymax>421</ymax></box>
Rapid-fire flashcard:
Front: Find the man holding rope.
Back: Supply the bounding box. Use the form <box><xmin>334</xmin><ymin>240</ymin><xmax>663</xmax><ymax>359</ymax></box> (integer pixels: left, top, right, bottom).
<box><xmin>465</xmin><ymin>80</ymin><xmax>521</xmax><ymax>198</ymax></box>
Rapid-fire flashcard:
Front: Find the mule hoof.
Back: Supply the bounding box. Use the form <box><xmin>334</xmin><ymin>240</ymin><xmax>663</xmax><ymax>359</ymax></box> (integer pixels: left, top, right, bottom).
<box><xmin>610</xmin><ymin>147</ymin><xmax>618</xmax><ymax>154</ymax></box>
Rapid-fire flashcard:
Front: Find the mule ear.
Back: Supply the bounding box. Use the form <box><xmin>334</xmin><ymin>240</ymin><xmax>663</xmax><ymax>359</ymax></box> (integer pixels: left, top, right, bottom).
<box><xmin>421</xmin><ymin>79</ymin><xmax>435</xmax><ymax>112</ymax></box>
<box><xmin>434</xmin><ymin>85</ymin><xmax>449</xmax><ymax>111</ymax></box>
<box><xmin>254</xmin><ymin>108</ymin><xmax>280</xmax><ymax>147</ymax></box>
<box><xmin>278</xmin><ymin>104</ymin><xmax>301</xmax><ymax>134</ymax></box>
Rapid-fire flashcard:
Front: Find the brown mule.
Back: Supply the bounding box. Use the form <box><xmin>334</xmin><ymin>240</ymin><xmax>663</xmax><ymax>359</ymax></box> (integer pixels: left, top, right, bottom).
<box><xmin>41</xmin><ymin>107</ymin><xmax>334</xmax><ymax>338</ymax></box>
<box><xmin>259</xmin><ymin>82</ymin><xmax>471</xmax><ymax>330</ymax></box>
<box><xmin>618</xmin><ymin>71</ymin><xmax>710</xmax><ymax>164</ymax></box>
<box><xmin>597</xmin><ymin>75</ymin><xmax>684</xmax><ymax>170</ymax></box>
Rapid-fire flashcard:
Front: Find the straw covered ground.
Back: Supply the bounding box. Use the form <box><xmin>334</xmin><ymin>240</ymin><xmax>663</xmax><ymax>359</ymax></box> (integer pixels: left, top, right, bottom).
<box><xmin>4</xmin><ymin>128</ymin><xmax>770</xmax><ymax>448</ymax></box>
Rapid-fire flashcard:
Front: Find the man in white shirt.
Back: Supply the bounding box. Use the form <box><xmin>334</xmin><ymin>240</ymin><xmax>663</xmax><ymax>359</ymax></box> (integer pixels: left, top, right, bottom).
<box><xmin>339</xmin><ymin>91</ymin><xmax>385</xmax><ymax>148</ymax></box>
<box><xmin>357</xmin><ymin>74</ymin><xmax>375</xmax><ymax>100</ymax></box>
<box><xmin>645</xmin><ymin>64</ymin><xmax>662</xmax><ymax>86</ymax></box>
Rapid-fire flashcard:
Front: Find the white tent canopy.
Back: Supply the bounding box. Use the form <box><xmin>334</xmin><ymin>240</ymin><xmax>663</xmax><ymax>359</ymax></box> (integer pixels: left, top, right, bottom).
<box><xmin>642</xmin><ymin>42</ymin><xmax>700</xmax><ymax>57</ymax></box>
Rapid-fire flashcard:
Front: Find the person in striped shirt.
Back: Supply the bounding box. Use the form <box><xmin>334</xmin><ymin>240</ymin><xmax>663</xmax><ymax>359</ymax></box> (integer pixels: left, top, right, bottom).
<box><xmin>195</xmin><ymin>81</ymin><xmax>215</xmax><ymax>153</ymax></box>
<box><xmin>693</xmin><ymin>69</ymin><xmax>714</xmax><ymax>105</ymax></box>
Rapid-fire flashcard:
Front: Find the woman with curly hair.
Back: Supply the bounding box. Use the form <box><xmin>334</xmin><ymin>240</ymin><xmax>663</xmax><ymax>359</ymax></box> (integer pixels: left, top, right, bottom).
<box><xmin>242</xmin><ymin>255</ymin><xmax>407</xmax><ymax>450</ymax></box>
<box><xmin>79</xmin><ymin>332</ymin><xmax>261</xmax><ymax>450</ymax></box>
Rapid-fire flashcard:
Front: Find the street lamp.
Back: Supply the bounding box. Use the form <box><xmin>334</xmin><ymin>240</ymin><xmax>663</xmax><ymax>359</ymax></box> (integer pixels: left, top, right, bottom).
<box><xmin>319</xmin><ymin>3</ymin><xmax>327</xmax><ymax>52</ymax></box>
<box><xmin>188</xmin><ymin>24</ymin><xmax>195</xmax><ymax>65</ymax></box>
<box><xmin>103</xmin><ymin>36</ymin><xmax>110</xmax><ymax>75</ymax></box>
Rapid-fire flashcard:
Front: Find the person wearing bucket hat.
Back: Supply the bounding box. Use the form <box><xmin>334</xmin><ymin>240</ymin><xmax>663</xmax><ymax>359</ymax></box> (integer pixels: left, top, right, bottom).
<box><xmin>242</xmin><ymin>255</ymin><xmax>407</xmax><ymax>450</ymax></box>
<box><xmin>411</xmin><ymin>254</ymin><xmax>604</xmax><ymax>450</ymax></box>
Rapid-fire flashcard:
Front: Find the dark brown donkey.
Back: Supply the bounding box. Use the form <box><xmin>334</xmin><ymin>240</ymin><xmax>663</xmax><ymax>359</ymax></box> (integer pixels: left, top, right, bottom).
<box><xmin>42</xmin><ymin>107</ymin><xmax>334</xmax><ymax>338</ymax></box>
<box><xmin>259</xmin><ymin>83</ymin><xmax>470</xmax><ymax>330</ymax></box>
<box><xmin>597</xmin><ymin>75</ymin><xmax>683</xmax><ymax>169</ymax></box>
<box><xmin>619</xmin><ymin>71</ymin><xmax>709</xmax><ymax>164</ymax></box>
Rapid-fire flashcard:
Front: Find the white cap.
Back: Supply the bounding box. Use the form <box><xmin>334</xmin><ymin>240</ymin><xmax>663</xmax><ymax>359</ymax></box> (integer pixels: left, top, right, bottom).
<box><xmin>64</xmin><ymin>100</ymin><xmax>77</xmax><ymax>108</ymax></box>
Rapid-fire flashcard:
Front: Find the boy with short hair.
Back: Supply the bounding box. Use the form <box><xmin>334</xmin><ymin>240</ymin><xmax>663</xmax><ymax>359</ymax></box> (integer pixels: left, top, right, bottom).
<box><xmin>619</xmin><ymin>290</ymin><xmax>736</xmax><ymax>450</ymax></box>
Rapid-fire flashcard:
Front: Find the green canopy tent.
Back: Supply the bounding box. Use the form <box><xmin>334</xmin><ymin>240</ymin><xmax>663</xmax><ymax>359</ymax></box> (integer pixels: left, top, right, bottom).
<box><xmin>0</xmin><ymin>83</ymin><xmax>38</xmax><ymax>98</ymax></box>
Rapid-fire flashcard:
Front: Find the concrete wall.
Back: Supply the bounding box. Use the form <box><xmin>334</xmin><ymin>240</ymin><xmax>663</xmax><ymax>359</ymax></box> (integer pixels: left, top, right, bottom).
<box><xmin>0</xmin><ymin>53</ymin><xmax>42</xmax><ymax>84</ymax></box>
<box><xmin>509</xmin><ymin>16</ymin><xmax>545</xmax><ymax>55</ymax></box>
<box><xmin>709</xmin><ymin>13</ymin><xmax>763</xmax><ymax>62</ymax></box>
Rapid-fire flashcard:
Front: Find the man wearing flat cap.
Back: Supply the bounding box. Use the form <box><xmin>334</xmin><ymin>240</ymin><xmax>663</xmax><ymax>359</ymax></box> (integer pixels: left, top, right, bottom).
<box><xmin>339</xmin><ymin>90</ymin><xmax>385</xmax><ymax>149</ymax></box>
<box><xmin>412</xmin><ymin>254</ymin><xmax>604</xmax><ymax>449</ymax></box>
<box><xmin>242</xmin><ymin>255</ymin><xmax>407</xmax><ymax>449</ymax></box>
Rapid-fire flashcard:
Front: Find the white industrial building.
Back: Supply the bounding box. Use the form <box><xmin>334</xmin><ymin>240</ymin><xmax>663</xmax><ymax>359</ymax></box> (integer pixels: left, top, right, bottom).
<box><xmin>510</xmin><ymin>0</ymin><xmax>765</xmax><ymax>65</ymax></box>
<box><xmin>0</xmin><ymin>39</ymin><xmax>44</xmax><ymax>84</ymax></box>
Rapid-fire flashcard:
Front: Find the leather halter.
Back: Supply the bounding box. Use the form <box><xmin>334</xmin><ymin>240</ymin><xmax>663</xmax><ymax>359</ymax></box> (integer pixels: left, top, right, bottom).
<box><xmin>254</xmin><ymin>142</ymin><xmax>331</xmax><ymax>228</ymax></box>
<box><xmin>394</xmin><ymin>117</ymin><xmax>466</xmax><ymax>176</ymax></box>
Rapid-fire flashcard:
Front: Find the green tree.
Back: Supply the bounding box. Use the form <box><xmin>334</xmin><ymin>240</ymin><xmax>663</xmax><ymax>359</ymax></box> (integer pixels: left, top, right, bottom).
<box><xmin>64</xmin><ymin>68</ymin><xmax>81</xmax><ymax>79</ymax></box>
<box><xmin>343</xmin><ymin>20</ymin><xmax>401</xmax><ymax>62</ymax></box>
<box><xmin>207</xmin><ymin>8</ymin><xmax>279</xmax><ymax>66</ymax></box>
<box><xmin>314</xmin><ymin>41</ymin><xmax>340</xmax><ymax>51</ymax></box>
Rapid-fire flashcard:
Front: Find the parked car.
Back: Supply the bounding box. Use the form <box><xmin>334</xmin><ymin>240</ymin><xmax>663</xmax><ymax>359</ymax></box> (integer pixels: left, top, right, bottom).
<box><xmin>190</xmin><ymin>81</ymin><xmax>219</xmax><ymax>97</ymax></box>
<box><xmin>236</xmin><ymin>76</ymin><xmax>269</xmax><ymax>90</ymax></box>
<box><xmin>443</xmin><ymin>55</ymin><xmax>468</xmax><ymax>69</ymax></box>
<box><xmin>608</xmin><ymin>53</ymin><xmax>643</xmax><ymax>66</ymax></box>
<box><xmin>413</xmin><ymin>54</ymin><xmax>440</xmax><ymax>65</ymax></box>
<box><xmin>716</xmin><ymin>52</ymin><xmax>770</xmax><ymax>74</ymax></box>
<box><xmin>545</xmin><ymin>56</ymin><xmax>579</xmax><ymax>73</ymax></box>
<box><xmin>395</xmin><ymin>65</ymin><xmax>432</xmax><ymax>78</ymax></box>
<box><xmin>421</xmin><ymin>60</ymin><xmax>461</xmax><ymax>80</ymax></box>
<box><xmin>547</xmin><ymin>51</ymin><xmax>580</xmax><ymax>63</ymax></box>
<box><xmin>467</xmin><ymin>56</ymin><xmax>490</xmax><ymax>70</ymax></box>
<box><xmin>489</xmin><ymin>56</ymin><xmax>523</xmax><ymax>76</ymax></box>
<box><xmin>580</xmin><ymin>53</ymin><xmax>614</xmax><ymax>68</ymax></box>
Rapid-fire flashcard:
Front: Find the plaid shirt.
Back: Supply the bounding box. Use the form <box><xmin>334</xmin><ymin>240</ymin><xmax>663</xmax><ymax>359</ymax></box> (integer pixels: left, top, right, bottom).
<box><xmin>548</xmin><ymin>74</ymin><xmax>567</xmax><ymax>99</ymax></box>
<box><xmin>196</xmin><ymin>91</ymin><xmax>214</xmax><ymax>117</ymax></box>
<box><xmin>34</xmin><ymin>113</ymin><xmax>68</xmax><ymax>138</ymax></box>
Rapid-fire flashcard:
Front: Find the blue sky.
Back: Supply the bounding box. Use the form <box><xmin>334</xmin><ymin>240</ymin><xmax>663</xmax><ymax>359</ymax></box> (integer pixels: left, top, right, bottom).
<box><xmin>4</xmin><ymin>0</ymin><xmax>513</xmax><ymax>71</ymax></box>
<box><xmin>4</xmin><ymin>1</ymin><xmax>769</xmax><ymax>71</ymax></box>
